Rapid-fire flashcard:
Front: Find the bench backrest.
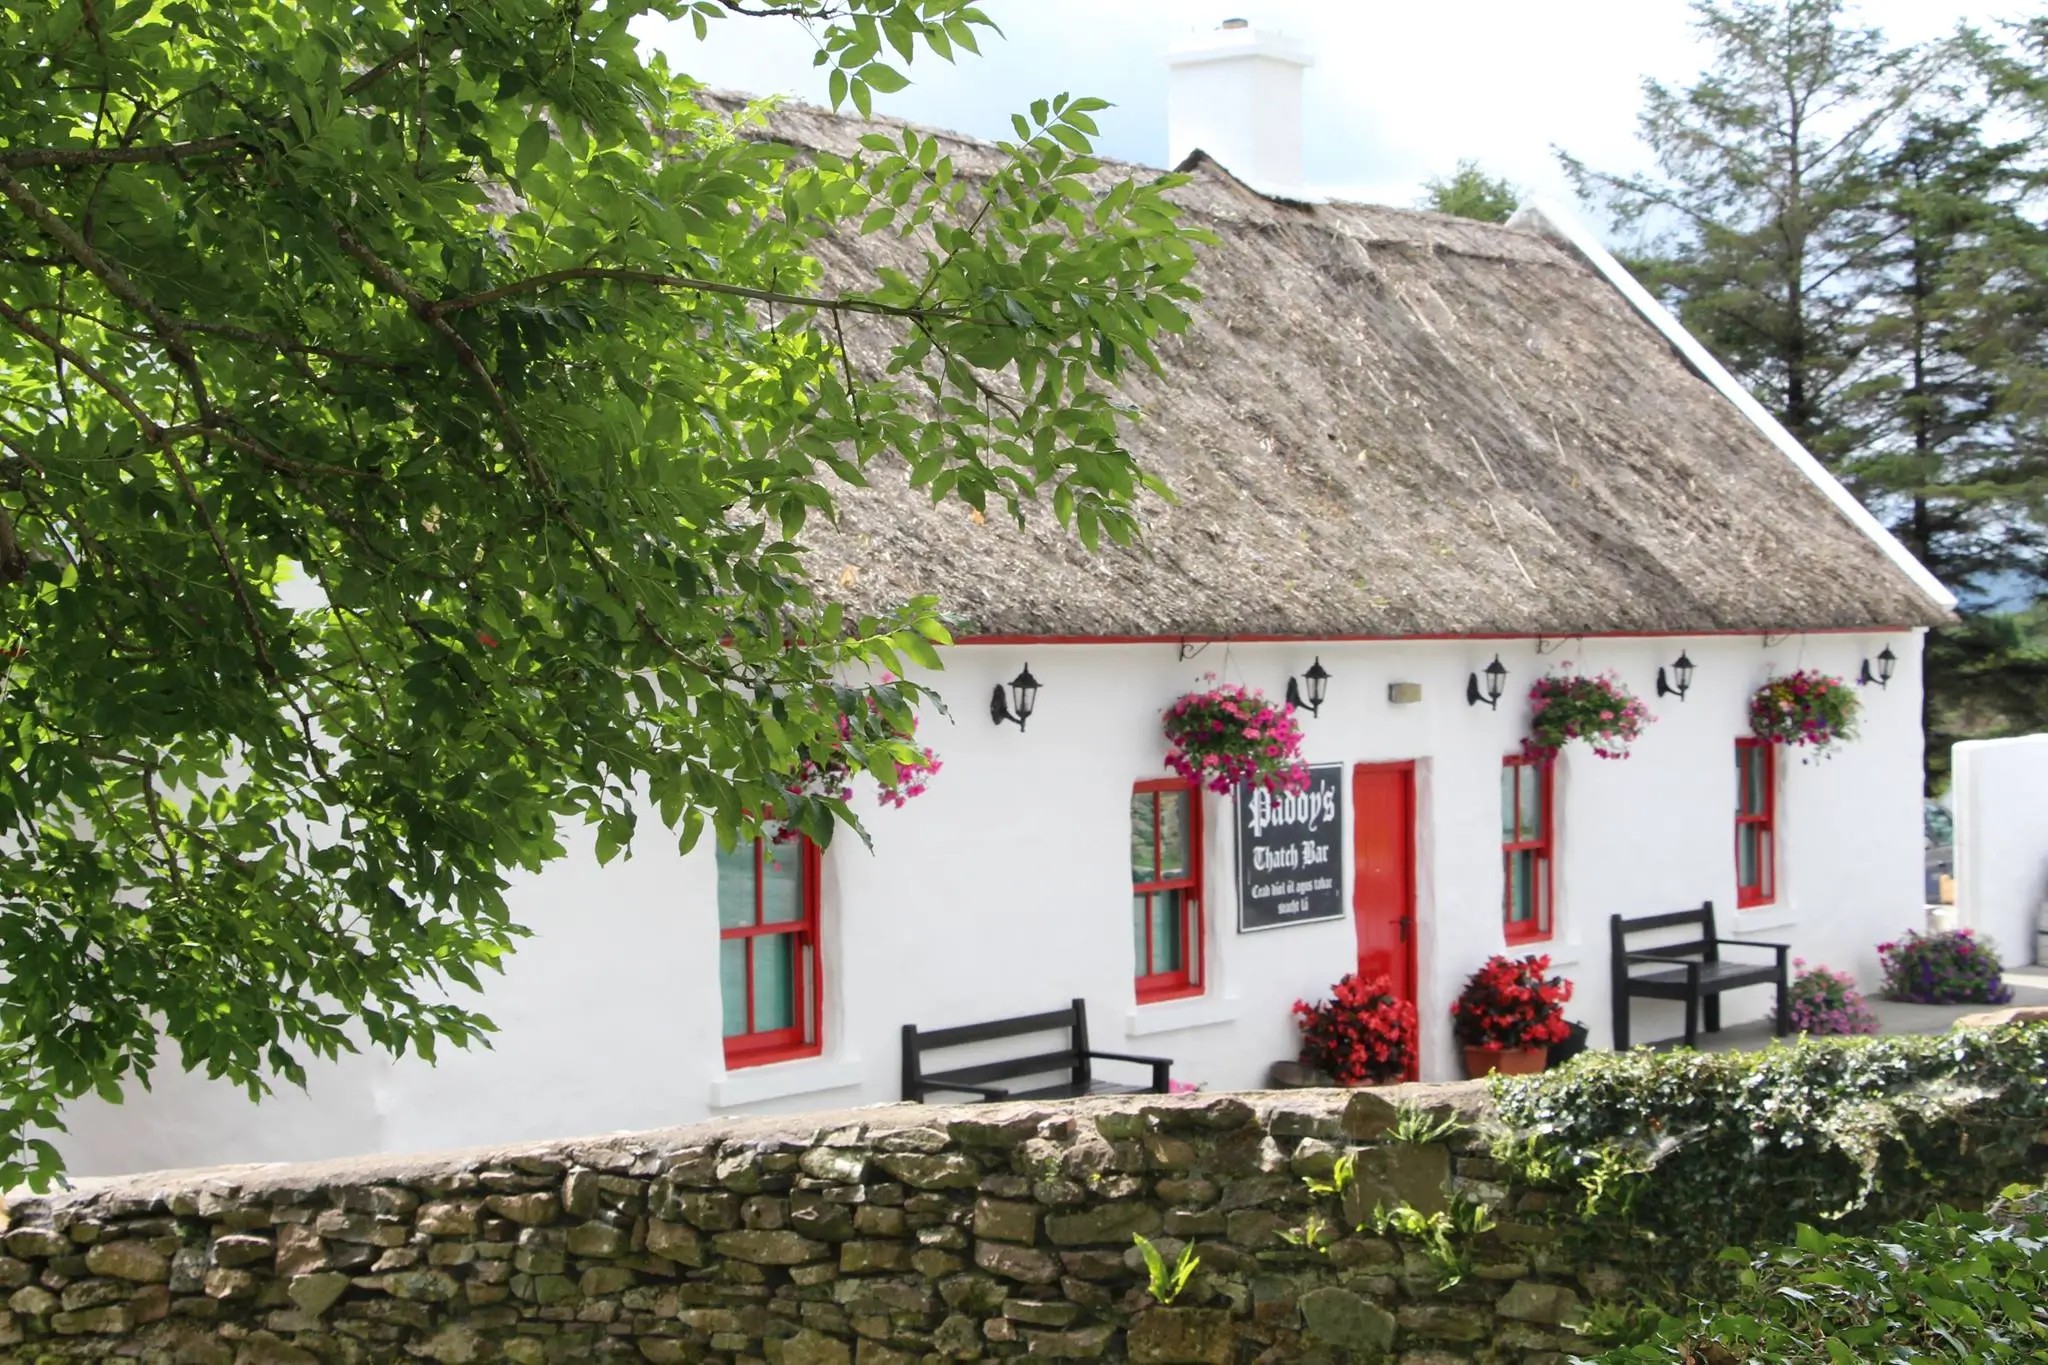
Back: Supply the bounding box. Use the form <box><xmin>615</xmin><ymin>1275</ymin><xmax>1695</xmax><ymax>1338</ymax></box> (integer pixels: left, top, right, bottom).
<box><xmin>901</xmin><ymin>998</ymin><xmax>1091</xmax><ymax>1100</ymax></box>
<box><xmin>1610</xmin><ymin>901</ymin><xmax>1721</xmax><ymax>961</ymax></box>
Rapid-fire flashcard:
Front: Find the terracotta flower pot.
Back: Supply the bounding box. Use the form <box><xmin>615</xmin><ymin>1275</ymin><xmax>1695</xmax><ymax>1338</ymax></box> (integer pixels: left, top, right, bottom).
<box><xmin>1463</xmin><ymin>1045</ymin><xmax>1548</xmax><ymax>1078</ymax></box>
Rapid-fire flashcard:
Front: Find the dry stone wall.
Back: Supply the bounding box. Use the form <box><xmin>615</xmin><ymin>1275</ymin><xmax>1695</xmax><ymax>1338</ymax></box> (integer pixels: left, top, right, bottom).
<box><xmin>0</xmin><ymin>1085</ymin><xmax>1608</xmax><ymax>1364</ymax></box>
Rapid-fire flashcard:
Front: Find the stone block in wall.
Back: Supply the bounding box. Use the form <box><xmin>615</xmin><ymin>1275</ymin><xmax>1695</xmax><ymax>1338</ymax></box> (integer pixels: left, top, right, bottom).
<box><xmin>1496</xmin><ymin>1279</ymin><xmax>1582</xmax><ymax>1326</ymax></box>
<box><xmin>285</xmin><ymin>1271</ymin><xmax>350</xmax><ymax>1317</ymax></box>
<box><xmin>711</xmin><ymin>1230</ymin><xmax>829</xmax><ymax>1266</ymax></box>
<box><xmin>838</xmin><ymin>1240</ymin><xmax>910</xmax><ymax>1274</ymax></box>
<box><xmin>874</xmin><ymin>1153</ymin><xmax>980</xmax><ymax>1191</ymax></box>
<box><xmin>1397</xmin><ymin>1301</ymin><xmax>1491</xmax><ymax>1343</ymax></box>
<box><xmin>1342</xmin><ymin>1144</ymin><xmax>1452</xmax><ymax>1220</ymax></box>
<box><xmin>1044</xmin><ymin>1203</ymin><xmax>1162</xmax><ymax>1247</ymax></box>
<box><xmin>82</xmin><ymin>1239</ymin><xmax>171</xmax><ymax>1282</ymax></box>
<box><xmin>974</xmin><ymin>1197</ymin><xmax>1041</xmax><ymax>1244</ymax></box>
<box><xmin>972</xmin><ymin>1240</ymin><xmax>1061</xmax><ymax>1285</ymax></box>
<box><xmin>1126</xmin><ymin>1307</ymin><xmax>1236</xmax><ymax>1364</ymax></box>
<box><xmin>1299</xmin><ymin>1286</ymin><xmax>1397</xmax><ymax>1353</ymax></box>
<box><xmin>1139</xmin><ymin>1098</ymin><xmax>1254</xmax><ymax>1133</ymax></box>
<box><xmin>483</xmin><ymin>1193</ymin><xmax>559</xmax><ymax>1226</ymax></box>
<box><xmin>1019</xmin><ymin>1322</ymin><xmax>1114</xmax><ymax>1358</ymax></box>
<box><xmin>777</xmin><ymin>1327</ymin><xmax>854</xmax><ymax>1365</ymax></box>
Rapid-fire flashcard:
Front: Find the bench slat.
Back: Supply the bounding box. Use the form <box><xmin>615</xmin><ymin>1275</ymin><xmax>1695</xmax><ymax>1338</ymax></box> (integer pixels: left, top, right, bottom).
<box><xmin>919</xmin><ymin>1049</ymin><xmax>1085</xmax><ymax>1090</ymax></box>
<box><xmin>1614</xmin><ymin>907</ymin><xmax>1716</xmax><ymax>934</ymax></box>
<box><xmin>911</xmin><ymin>1008</ymin><xmax>1077</xmax><ymax>1051</ymax></box>
<box><xmin>1628</xmin><ymin>962</ymin><xmax>1778</xmax><ymax>990</ymax></box>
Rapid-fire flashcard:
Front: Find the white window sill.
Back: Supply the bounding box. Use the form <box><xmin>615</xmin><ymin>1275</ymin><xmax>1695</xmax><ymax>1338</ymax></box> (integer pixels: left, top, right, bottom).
<box><xmin>1527</xmin><ymin>938</ymin><xmax>1583</xmax><ymax>971</ymax></box>
<box><xmin>709</xmin><ymin>1055</ymin><xmax>865</xmax><ymax>1108</ymax></box>
<box><xmin>1733</xmin><ymin>907</ymin><xmax>1800</xmax><ymax>936</ymax></box>
<box><xmin>1126</xmin><ymin>994</ymin><xmax>1242</xmax><ymax>1037</ymax></box>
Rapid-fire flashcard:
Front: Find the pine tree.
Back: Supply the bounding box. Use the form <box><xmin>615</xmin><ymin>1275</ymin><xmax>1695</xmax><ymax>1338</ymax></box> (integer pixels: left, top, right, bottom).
<box><xmin>1420</xmin><ymin>161</ymin><xmax>1521</xmax><ymax>224</ymax></box>
<box><xmin>1558</xmin><ymin>0</ymin><xmax>2048</xmax><ymax>789</ymax></box>
<box><xmin>1560</xmin><ymin>0</ymin><xmax>1931</xmax><ymax>464</ymax></box>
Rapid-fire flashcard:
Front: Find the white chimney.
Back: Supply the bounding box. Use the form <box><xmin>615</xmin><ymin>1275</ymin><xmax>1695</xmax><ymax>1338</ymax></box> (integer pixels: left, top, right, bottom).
<box><xmin>1166</xmin><ymin>17</ymin><xmax>1313</xmax><ymax>197</ymax></box>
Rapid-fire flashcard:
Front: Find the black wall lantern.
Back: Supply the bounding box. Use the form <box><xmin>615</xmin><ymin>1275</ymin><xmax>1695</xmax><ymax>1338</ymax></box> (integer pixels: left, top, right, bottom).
<box><xmin>1656</xmin><ymin>650</ymin><xmax>1695</xmax><ymax>701</ymax></box>
<box><xmin>990</xmin><ymin>663</ymin><xmax>1040</xmax><ymax>730</ymax></box>
<box><xmin>1858</xmin><ymin>645</ymin><xmax>1897</xmax><ymax>689</ymax></box>
<box><xmin>1466</xmin><ymin>655</ymin><xmax>1508</xmax><ymax>709</ymax></box>
<box><xmin>1285</xmin><ymin>657</ymin><xmax>1331</xmax><ymax>716</ymax></box>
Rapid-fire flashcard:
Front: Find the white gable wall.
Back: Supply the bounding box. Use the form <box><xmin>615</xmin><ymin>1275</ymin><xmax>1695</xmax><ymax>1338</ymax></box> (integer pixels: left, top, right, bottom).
<box><xmin>53</xmin><ymin>632</ymin><xmax>1927</xmax><ymax>1177</ymax></box>
<box><xmin>1952</xmin><ymin>733</ymin><xmax>2048</xmax><ymax>968</ymax></box>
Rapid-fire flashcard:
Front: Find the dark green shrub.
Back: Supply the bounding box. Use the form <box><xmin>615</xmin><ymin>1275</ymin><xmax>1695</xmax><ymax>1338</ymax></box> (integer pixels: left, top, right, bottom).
<box><xmin>1489</xmin><ymin>1023</ymin><xmax>2048</xmax><ymax>1260</ymax></box>
<box><xmin>1595</xmin><ymin>1192</ymin><xmax>2048</xmax><ymax>1362</ymax></box>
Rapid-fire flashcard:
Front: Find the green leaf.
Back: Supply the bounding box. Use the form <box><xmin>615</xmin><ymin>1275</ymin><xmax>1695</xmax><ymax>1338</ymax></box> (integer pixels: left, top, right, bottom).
<box><xmin>859</xmin><ymin>63</ymin><xmax>909</xmax><ymax>94</ymax></box>
<box><xmin>516</xmin><ymin>120</ymin><xmax>551</xmax><ymax>176</ymax></box>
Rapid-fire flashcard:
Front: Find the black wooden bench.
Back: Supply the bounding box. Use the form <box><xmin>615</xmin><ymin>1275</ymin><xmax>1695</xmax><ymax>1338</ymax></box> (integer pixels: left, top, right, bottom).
<box><xmin>901</xmin><ymin>999</ymin><xmax>1172</xmax><ymax>1102</ymax></box>
<box><xmin>1611</xmin><ymin>902</ymin><xmax>1790</xmax><ymax>1050</ymax></box>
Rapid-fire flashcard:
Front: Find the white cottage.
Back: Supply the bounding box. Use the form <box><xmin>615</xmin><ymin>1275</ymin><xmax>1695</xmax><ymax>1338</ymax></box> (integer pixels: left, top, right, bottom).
<box><xmin>57</xmin><ymin>30</ymin><xmax>1954</xmax><ymax>1176</ymax></box>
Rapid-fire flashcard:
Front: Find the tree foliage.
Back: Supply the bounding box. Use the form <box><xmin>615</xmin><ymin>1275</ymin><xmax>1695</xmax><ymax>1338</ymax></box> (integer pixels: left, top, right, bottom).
<box><xmin>1562</xmin><ymin>1</ymin><xmax>2048</xmax><ymax>786</ymax></box>
<box><xmin>0</xmin><ymin>0</ymin><xmax>1209</xmax><ymax>1186</ymax></box>
<box><xmin>1595</xmin><ymin>1192</ymin><xmax>2048</xmax><ymax>1363</ymax></box>
<box><xmin>1560</xmin><ymin>0</ymin><xmax>1930</xmax><ymax>464</ymax></box>
<box><xmin>1418</xmin><ymin>159</ymin><xmax>1520</xmax><ymax>224</ymax></box>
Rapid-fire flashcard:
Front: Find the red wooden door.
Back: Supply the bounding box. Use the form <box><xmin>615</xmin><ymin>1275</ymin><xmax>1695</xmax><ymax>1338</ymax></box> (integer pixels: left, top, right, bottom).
<box><xmin>1352</xmin><ymin>763</ymin><xmax>1417</xmax><ymax>1014</ymax></box>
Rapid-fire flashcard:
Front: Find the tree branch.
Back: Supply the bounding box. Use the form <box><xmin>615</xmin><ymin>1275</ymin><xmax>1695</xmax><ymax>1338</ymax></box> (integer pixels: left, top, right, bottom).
<box><xmin>429</xmin><ymin>266</ymin><xmax>965</xmax><ymax>323</ymax></box>
<box><xmin>0</xmin><ymin>297</ymin><xmax>163</xmax><ymax>434</ymax></box>
<box><xmin>0</xmin><ymin>301</ymin><xmax>376</xmax><ymax>482</ymax></box>
<box><xmin>0</xmin><ymin>503</ymin><xmax>25</xmax><ymax>583</ymax></box>
<box><xmin>332</xmin><ymin>224</ymin><xmax>558</xmax><ymax>501</ymax></box>
<box><xmin>158</xmin><ymin>437</ymin><xmax>280</xmax><ymax>683</ymax></box>
<box><xmin>0</xmin><ymin>170</ymin><xmax>210</xmax><ymax>411</ymax></box>
<box><xmin>0</xmin><ymin>135</ymin><xmax>250</xmax><ymax>171</ymax></box>
<box><xmin>140</xmin><ymin>768</ymin><xmax>185</xmax><ymax>895</ymax></box>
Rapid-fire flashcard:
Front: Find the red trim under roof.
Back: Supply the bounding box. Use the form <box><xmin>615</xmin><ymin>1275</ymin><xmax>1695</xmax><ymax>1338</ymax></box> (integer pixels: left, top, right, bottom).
<box><xmin>954</xmin><ymin>625</ymin><xmax>1916</xmax><ymax>647</ymax></box>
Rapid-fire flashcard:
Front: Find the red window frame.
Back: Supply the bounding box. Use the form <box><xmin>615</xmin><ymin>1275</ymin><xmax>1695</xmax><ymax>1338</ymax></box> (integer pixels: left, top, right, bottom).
<box><xmin>1132</xmin><ymin>778</ymin><xmax>1205</xmax><ymax>1004</ymax></box>
<box><xmin>1735</xmin><ymin>738</ymin><xmax>1777</xmax><ymax>908</ymax></box>
<box><xmin>1501</xmin><ymin>754</ymin><xmax>1555</xmax><ymax>944</ymax></box>
<box><xmin>718</xmin><ymin>837</ymin><xmax>823</xmax><ymax>1068</ymax></box>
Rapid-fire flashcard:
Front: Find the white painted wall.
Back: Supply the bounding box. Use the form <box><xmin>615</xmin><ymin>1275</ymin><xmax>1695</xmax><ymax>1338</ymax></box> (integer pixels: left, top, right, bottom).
<box><xmin>55</xmin><ymin>631</ymin><xmax>1928</xmax><ymax>1176</ymax></box>
<box><xmin>1953</xmin><ymin>733</ymin><xmax>2048</xmax><ymax>968</ymax></box>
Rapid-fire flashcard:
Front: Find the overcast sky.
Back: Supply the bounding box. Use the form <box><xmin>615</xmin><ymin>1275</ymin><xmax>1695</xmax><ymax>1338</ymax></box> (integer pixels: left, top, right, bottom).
<box><xmin>639</xmin><ymin>0</ymin><xmax>2036</xmax><ymax>215</ymax></box>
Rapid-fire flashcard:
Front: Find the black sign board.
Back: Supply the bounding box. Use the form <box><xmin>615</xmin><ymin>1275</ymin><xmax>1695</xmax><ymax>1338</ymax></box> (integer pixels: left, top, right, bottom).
<box><xmin>1235</xmin><ymin>763</ymin><xmax>1345</xmax><ymax>932</ymax></box>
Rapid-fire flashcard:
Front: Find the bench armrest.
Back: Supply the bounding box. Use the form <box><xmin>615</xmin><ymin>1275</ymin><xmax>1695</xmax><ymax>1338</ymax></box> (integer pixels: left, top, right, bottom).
<box><xmin>1716</xmin><ymin>937</ymin><xmax>1790</xmax><ymax>953</ymax></box>
<box><xmin>1087</xmin><ymin>1049</ymin><xmax>1173</xmax><ymax>1093</ymax></box>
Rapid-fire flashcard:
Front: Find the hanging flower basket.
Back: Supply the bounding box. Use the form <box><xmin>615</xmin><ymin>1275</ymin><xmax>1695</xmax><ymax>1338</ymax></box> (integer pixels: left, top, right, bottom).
<box><xmin>1525</xmin><ymin>670</ymin><xmax>1652</xmax><ymax>760</ymax></box>
<box><xmin>1163</xmin><ymin>680</ymin><xmax>1309</xmax><ymax>795</ymax></box>
<box><xmin>1748</xmin><ymin>670</ymin><xmax>1859</xmax><ymax>756</ymax></box>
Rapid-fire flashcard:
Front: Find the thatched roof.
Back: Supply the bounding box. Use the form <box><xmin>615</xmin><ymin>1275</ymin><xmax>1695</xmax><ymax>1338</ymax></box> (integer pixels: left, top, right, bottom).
<box><xmin>720</xmin><ymin>95</ymin><xmax>1951</xmax><ymax>638</ymax></box>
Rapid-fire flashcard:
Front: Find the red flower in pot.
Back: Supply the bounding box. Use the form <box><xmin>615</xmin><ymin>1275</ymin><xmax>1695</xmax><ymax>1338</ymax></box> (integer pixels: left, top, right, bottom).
<box><xmin>1451</xmin><ymin>954</ymin><xmax>1572</xmax><ymax>1077</ymax></box>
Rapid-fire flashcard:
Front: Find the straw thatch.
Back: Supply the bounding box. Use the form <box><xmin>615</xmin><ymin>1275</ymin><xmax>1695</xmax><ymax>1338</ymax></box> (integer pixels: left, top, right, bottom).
<box><xmin>715</xmin><ymin>94</ymin><xmax>1948</xmax><ymax>639</ymax></box>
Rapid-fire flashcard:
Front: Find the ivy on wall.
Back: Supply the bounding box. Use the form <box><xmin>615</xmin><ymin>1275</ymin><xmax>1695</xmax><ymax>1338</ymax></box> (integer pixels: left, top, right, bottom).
<box><xmin>1489</xmin><ymin>1023</ymin><xmax>2048</xmax><ymax>1263</ymax></box>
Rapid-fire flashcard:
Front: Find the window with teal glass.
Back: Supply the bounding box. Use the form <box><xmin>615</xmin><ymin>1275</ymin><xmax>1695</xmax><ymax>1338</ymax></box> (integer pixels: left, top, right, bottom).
<box><xmin>1132</xmin><ymin>779</ymin><xmax>1203</xmax><ymax>1002</ymax></box>
<box><xmin>1735</xmin><ymin>739</ymin><xmax>1776</xmax><ymax>908</ymax></box>
<box><xmin>1501</xmin><ymin>754</ymin><xmax>1554</xmax><ymax>942</ymax></box>
<box><xmin>715</xmin><ymin>836</ymin><xmax>821</xmax><ymax>1066</ymax></box>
